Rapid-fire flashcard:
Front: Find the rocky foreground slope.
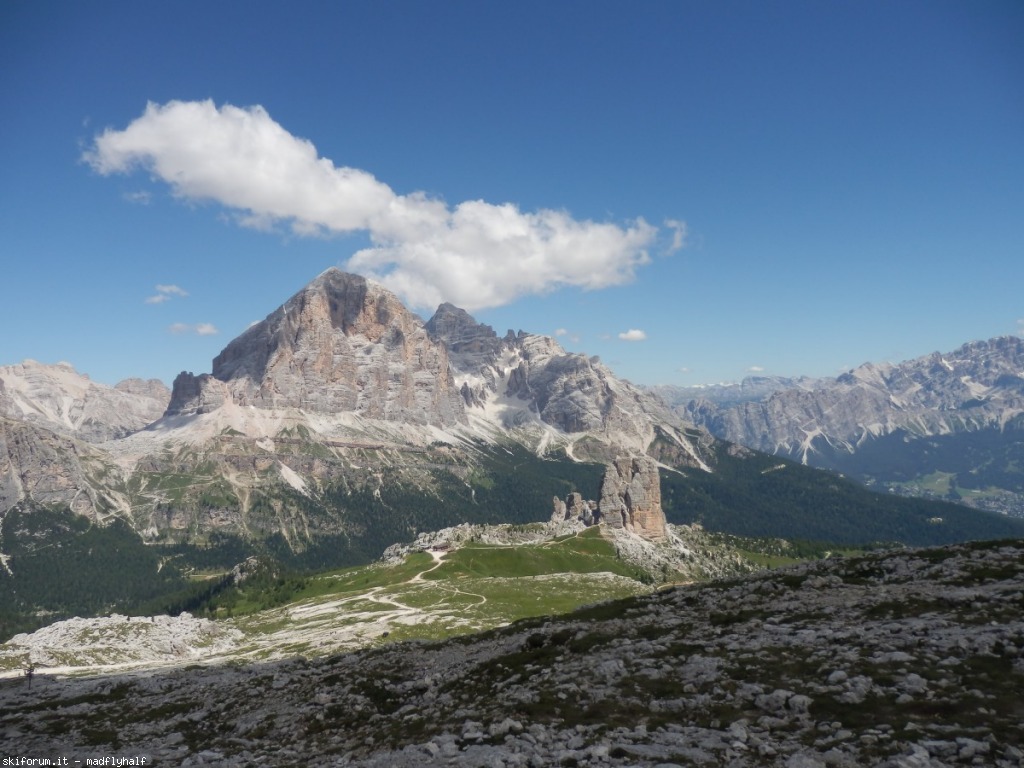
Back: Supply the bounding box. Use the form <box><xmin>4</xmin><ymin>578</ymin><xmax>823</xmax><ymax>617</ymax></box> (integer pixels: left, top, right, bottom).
<box><xmin>2</xmin><ymin>539</ymin><xmax>1021</xmax><ymax>767</ymax></box>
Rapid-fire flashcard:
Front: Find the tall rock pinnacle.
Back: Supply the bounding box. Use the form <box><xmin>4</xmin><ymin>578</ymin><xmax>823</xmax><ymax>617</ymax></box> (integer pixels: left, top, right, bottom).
<box><xmin>598</xmin><ymin>456</ymin><xmax>667</xmax><ymax>540</ymax></box>
<box><xmin>552</xmin><ymin>455</ymin><xmax>667</xmax><ymax>541</ymax></box>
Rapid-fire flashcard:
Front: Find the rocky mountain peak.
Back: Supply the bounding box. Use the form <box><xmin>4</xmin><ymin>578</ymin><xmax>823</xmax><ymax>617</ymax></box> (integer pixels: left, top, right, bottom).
<box><xmin>166</xmin><ymin>269</ymin><xmax>466</xmax><ymax>426</ymax></box>
<box><xmin>424</xmin><ymin>302</ymin><xmax>503</xmax><ymax>373</ymax></box>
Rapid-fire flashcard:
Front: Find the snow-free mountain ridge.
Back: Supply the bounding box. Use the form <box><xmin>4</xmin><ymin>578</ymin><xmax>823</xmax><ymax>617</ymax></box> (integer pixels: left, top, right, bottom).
<box><xmin>674</xmin><ymin>335</ymin><xmax>1024</xmax><ymax>515</ymax></box>
<box><xmin>0</xmin><ymin>268</ymin><xmax>710</xmax><ymax>546</ymax></box>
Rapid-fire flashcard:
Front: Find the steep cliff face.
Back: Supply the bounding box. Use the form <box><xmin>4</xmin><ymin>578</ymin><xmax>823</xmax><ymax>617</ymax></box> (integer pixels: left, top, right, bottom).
<box><xmin>167</xmin><ymin>269</ymin><xmax>466</xmax><ymax>427</ymax></box>
<box><xmin>0</xmin><ymin>417</ymin><xmax>126</xmax><ymax>521</ymax></box>
<box><xmin>0</xmin><ymin>361</ymin><xmax>169</xmax><ymax>443</ymax></box>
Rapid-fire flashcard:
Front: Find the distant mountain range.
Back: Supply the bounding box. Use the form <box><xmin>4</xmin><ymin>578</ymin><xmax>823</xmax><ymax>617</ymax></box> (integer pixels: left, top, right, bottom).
<box><xmin>659</xmin><ymin>336</ymin><xmax>1024</xmax><ymax>516</ymax></box>
<box><xmin>2</xmin><ymin>268</ymin><xmax>1022</xmax><ymax>638</ymax></box>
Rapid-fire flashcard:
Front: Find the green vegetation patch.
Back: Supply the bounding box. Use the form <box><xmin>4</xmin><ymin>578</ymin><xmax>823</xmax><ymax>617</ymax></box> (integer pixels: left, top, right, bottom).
<box><xmin>426</xmin><ymin>529</ymin><xmax>644</xmax><ymax>581</ymax></box>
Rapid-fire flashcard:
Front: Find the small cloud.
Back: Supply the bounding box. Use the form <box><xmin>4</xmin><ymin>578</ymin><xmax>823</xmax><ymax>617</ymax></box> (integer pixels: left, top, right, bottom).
<box><xmin>677</xmin><ymin>366</ymin><xmax>691</xmax><ymax>374</ymax></box>
<box><xmin>123</xmin><ymin>190</ymin><xmax>151</xmax><ymax>205</ymax></box>
<box><xmin>554</xmin><ymin>328</ymin><xmax>568</xmax><ymax>337</ymax></box>
<box><xmin>618</xmin><ymin>329</ymin><xmax>647</xmax><ymax>342</ymax></box>
<box><xmin>664</xmin><ymin>219</ymin><xmax>688</xmax><ymax>253</ymax></box>
<box><xmin>747</xmin><ymin>365</ymin><xmax>765</xmax><ymax>373</ymax></box>
<box><xmin>1017</xmin><ymin>319</ymin><xmax>1024</xmax><ymax>336</ymax></box>
<box><xmin>146</xmin><ymin>284</ymin><xmax>189</xmax><ymax>304</ymax></box>
<box><xmin>169</xmin><ymin>322</ymin><xmax>218</xmax><ymax>336</ymax></box>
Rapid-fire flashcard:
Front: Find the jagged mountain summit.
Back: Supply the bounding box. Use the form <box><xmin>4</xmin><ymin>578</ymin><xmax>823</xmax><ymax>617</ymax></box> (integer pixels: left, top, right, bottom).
<box><xmin>677</xmin><ymin>336</ymin><xmax>1024</xmax><ymax>515</ymax></box>
<box><xmin>649</xmin><ymin>374</ymin><xmax>822</xmax><ymax>409</ymax></box>
<box><xmin>0</xmin><ymin>362</ymin><xmax>167</xmax><ymax>522</ymax></box>
<box><xmin>425</xmin><ymin>299</ymin><xmax>704</xmax><ymax>463</ymax></box>
<box><xmin>3</xmin><ymin>268</ymin><xmax>1022</xmax><ymax>551</ymax></box>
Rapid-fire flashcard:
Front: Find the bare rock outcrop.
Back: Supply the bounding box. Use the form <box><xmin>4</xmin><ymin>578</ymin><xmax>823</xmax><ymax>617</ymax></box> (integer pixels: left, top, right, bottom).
<box><xmin>550</xmin><ymin>491</ymin><xmax>598</xmax><ymax>526</ymax></box>
<box><xmin>599</xmin><ymin>456</ymin><xmax>666</xmax><ymax>539</ymax></box>
<box><xmin>552</xmin><ymin>456</ymin><xmax>666</xmax><ymax>540</ymax></box>
<box><xmin>424</xmin><ymin>302</ymin><xmax>504</xmax><ymax>374</ymax></box>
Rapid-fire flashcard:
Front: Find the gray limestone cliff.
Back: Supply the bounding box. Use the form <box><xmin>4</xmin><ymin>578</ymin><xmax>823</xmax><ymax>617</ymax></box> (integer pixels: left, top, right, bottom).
<box><xmin>424</xmin><ymin>302</ymin><xmax>504</xmax><ymax>374</ymax></box>
<box><xmin>598</xmin><ymin>456</ymin><xmax>667</xmax><ymax>539</ymax></box>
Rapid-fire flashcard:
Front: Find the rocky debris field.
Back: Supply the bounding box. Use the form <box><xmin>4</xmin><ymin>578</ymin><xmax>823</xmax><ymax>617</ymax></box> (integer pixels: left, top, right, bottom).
<box><xmin>0</xmin><ymin>613</ymin><xmax>243</xmax><ymax>672</ymax></box>
<box><xmin>1</xmin><ymin>539</ymin><xmax>1022</xmax><ymax>767</ymax></box>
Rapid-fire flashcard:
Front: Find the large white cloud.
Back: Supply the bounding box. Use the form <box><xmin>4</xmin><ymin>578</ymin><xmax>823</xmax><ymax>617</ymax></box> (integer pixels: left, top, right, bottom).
<box><xmin>85</xmin><ymin>100</ymin><xmax>663</xmax><ymax>312</ymax></box>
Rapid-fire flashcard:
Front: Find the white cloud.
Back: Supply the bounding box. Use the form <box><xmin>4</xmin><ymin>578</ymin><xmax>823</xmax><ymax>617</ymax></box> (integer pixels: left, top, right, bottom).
<box><xmin>145</xmin><ymin>284</ymin><xmax>189</xmax><ymax>304</ymax></box>
<box><xmin>1017</xmin><ymin>319</ymin><xmax>1024</xmax><ymax>336</ymax></box>
<box><xmin>554</xmin><ymin>328</ymin><xmax>568</xmax><ymax>336</ymax></box>
<box><xmin>168</xmin><ymin>322</ymin><xmax>218</xmax><ymax>336</ymax></box>
<box><xmin>618</xmin><ymin>329</ymin><xmax>647</xmax><ymax>341</ymax></box>
<box><xmin>747</xmin><ymin>365</ymin><xmax>765</xmax><ymax>373</ymax></box>
<box><xmin>664</xmin><ymin>218</ymin><xmax>687</xmax><ymax>253</ymax></box>
<box><xmin>86</xmin><ymin>100</ymin><xmax>658</xmax><ymax>312</ymax></box>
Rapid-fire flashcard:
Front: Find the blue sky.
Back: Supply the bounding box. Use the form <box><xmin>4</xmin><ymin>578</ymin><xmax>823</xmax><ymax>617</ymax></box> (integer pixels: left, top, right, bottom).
<box><xmin>2</xmin><ymin>1</ymin><xmax>1022</xmax><ymax>388</ymax></box>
